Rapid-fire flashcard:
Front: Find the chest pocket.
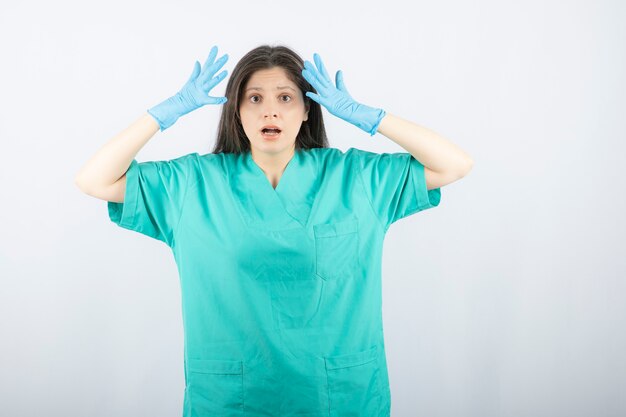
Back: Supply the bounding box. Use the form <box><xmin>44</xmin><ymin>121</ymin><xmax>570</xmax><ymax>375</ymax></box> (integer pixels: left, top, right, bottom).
<box><xmin>313</xmin><ymin>218</ymin><xmax>359</xmax><ymax>281</ymax></box>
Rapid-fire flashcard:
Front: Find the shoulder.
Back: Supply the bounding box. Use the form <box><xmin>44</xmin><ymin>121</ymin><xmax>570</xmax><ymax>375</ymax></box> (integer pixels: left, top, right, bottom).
<box><xmin>306</xmin><ymin>146</ymin><xmax>370</xmax><ymax>163</ymax></box>
<box><xmin>303</xmin><ymin>147</ymin><xmax>374</xmax><ymax>181</ymax></box>
<box><xmin>191</xmin><ymin>151</ymin><xmax>233</xmax><ymax>185</ymax></box>
<box><xmin>312</xmin><ymin>147</ymin><xmax>384</xmax><ymax>172</ymax></box>
<box><xmin>148</xmin><ymin>151</ymin><xmax>200</xmax><ymax>166</ymax></box>
<box><xmin>141</xmin><ymin>152</ymin><xmax>200</xmax><ymax>171</ymax></box>
<box><xmin>194</xmin><ymin>151</ymin><xmax>232</xmax><ymax>170</ymax></box>
<box><xmin>320</xmin><ymin>146</ymin><xmax>381</xmax><ymax>161</ymax></box>
<box><xmin>137</xmin><ymin>152</ymin><xmax>212</xmax><ymax>188</ymax></box>
<box><xmin>131</xmin><ymin>152</ymin><xmax>199</xmax><ymax>177</ymax></box>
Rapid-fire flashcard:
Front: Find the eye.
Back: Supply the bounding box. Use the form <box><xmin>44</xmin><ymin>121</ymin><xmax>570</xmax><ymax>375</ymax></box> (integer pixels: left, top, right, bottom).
<box><xmin>248</xmin><ymin>94</ymin><xmax>292</xmax><ymax>103</ymax></box>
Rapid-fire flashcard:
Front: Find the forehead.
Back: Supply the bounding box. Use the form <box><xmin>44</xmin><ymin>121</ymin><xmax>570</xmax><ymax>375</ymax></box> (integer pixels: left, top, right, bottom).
<box><xmin>244</xmin><ymin>67</ymin><xmax>297</xmax><ymax>91</ymax></box>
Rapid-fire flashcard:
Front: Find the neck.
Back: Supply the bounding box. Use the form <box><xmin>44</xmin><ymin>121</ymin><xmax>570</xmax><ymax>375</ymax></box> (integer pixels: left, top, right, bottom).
<box><xmin>251</xmin><ymin>146</ymin><xmax>295</xmax><ymax>173</ymax></box>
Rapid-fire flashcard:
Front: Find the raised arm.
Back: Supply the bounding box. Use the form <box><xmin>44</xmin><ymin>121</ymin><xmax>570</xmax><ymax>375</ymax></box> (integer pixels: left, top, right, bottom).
<box><xmin>74</xmin><ymin>113</ymin><xmax>159</xmax><ymax>202</ymax></box>
<box><xmin>74</xmin><ymin>45</ymin><xmax>230</xmax><ymax>203</ymax></box>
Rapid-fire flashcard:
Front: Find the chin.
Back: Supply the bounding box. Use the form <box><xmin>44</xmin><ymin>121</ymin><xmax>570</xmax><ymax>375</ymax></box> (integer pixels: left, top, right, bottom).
<box><xmin>253</xmin><ymin>138</ymin><xmax>281</xmax><ymax>147</ymax></box>
<box><xmin>252</xmin><ymin>138</ymin><xmax>296</xmax><ymax>155</ymax></box>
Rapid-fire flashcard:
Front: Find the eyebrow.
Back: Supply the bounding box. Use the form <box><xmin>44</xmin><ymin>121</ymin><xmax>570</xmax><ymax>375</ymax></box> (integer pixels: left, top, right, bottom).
<box><xmin>245</xmin><ymin>86</ymin><xmax>296</xmax><ymax>92</ymax></box>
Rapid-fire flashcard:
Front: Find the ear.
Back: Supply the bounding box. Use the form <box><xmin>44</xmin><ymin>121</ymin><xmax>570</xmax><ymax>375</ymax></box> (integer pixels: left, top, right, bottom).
<box><xmin>303</xmin><ymin>104</ymin><xmax>309</xmax><ymax>121</ymax></box>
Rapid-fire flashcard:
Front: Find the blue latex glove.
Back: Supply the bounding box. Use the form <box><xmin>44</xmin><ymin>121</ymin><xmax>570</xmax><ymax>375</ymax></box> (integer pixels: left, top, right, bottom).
<box><xmin>301</xmin><ymin>53</ymin><xmax>386</xmax><ymax>136</ymax></box>
<box><xmin>147</xmin><ymin>45</ymin><xmax>229</xmax><ymax>131</ymax></box>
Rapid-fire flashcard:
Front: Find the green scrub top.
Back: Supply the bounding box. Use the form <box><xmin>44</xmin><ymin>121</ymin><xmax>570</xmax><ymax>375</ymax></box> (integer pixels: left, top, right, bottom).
<box><xmin>108</xmin><ymin>147</ymin><xmax>441</xmax><ymax>417</ymax></box>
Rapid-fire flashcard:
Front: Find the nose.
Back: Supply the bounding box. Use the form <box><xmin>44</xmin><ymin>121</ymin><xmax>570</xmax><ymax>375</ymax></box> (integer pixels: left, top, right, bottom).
<box><xmin>263</xmin><ymin>103</ymin><xmax>278</xmax><ymax>119</ymax></box>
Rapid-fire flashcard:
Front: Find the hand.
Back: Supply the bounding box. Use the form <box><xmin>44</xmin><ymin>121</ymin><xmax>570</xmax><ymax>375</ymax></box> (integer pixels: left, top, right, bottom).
<box><xmin>147</xmin><ymin>45</ymin><xmax>229</xmax><ymax>131</ymax></box>
<box><xmin>301</xmin><ymin>53</ymin><xmax>386</xmax><ymax>136</ymax></box>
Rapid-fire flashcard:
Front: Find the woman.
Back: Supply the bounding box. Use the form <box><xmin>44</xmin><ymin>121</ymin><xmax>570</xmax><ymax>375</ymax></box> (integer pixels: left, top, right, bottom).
<box><xmin>75</xmin><ymin>44</ymin><xmax>473</xmax><ymax>417</ymax></box>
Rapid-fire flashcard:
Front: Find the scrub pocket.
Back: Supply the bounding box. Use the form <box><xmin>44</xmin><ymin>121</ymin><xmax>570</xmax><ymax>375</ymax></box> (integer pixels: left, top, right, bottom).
<box><xmin>324</xmin><ymin>345</ymin><xmax>382</xmax><ymax>416</ymax></box>
<box><xmin>313</xmin><ymin>218</ymin><xmax>359</xmax><ymax>281</ymax></box>
<box><xmin>186</xmin><ymin>358</ymin><xmax>244</xmax><ymax>416</ymax></box>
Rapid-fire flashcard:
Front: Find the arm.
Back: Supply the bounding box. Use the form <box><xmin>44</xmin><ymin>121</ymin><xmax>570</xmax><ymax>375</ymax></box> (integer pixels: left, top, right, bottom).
<box><xmin>75</xmin><ymin>46</ymin><xmax>229</xmax><ymax>203</ymax></box>
<box><xmin>74</xmin><ymin>113</ymin><xmax>159</xmax><ymax>201</ymax></box>
<box><xmin>376</xmin><ymin>113</ymin><xmax>474</xmax><ymax>189</ymax></box>
<box><xmin>299</xmin><ymin>53</ymin><xmax>473</xmax><ymax>188</ymax></box>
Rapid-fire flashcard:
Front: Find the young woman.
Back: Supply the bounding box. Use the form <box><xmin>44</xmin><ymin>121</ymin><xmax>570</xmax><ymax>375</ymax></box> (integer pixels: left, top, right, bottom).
<box><xmin>75</xmin><ymin>44</ymin><xmax>473</xmax><ymax>417</ymax></box>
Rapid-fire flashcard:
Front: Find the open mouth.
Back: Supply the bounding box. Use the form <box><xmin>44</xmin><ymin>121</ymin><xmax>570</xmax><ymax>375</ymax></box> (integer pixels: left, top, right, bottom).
<box><xmin>261</xmin><ymin>128</ymin><xmax>282</xmax><ymax>137</ymax></box>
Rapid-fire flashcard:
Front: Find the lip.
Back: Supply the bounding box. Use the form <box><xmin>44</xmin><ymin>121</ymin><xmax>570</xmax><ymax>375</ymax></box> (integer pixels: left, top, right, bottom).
<box><xmin>260</xmin><ymin>125</ymin><xmax>282</xmax><ymax>131</ymax></box>
<box><xmin>261</xmin><ymin>130</ymin><xmax>282</xmax><ymax>140</ymax></box>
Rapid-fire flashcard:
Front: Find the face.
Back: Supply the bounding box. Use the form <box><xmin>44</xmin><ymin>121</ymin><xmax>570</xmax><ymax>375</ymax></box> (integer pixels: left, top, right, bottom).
<box><xmin>239</xmin><ymin>66</ymin><xmax>309</xmax><ymax>159</ymax></box>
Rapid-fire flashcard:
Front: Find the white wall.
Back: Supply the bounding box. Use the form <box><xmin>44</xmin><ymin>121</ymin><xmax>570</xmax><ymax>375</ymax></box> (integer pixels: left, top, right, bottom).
<box><xmin>1</xmin><ymin>0</ymin><xmax>624</xmax><ymax>416</ymax></box>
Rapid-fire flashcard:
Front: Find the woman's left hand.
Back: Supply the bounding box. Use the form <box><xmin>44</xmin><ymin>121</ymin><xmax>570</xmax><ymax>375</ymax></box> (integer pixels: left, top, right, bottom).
<box><xmin>301</xmin><ymin>53</ymin><xmax>386</xmax><ymax>136</ymax></box>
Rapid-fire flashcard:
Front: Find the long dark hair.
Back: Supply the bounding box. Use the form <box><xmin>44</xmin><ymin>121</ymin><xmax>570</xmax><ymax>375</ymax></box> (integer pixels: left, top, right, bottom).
<box><xmin>211</xmin><ymin>44</ymin><xmax>329</xmax><ymax>154</ymax></box>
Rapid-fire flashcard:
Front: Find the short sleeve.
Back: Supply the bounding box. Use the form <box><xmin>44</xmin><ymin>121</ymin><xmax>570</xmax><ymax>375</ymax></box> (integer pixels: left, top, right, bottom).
<box><xmin>351</xmin><ymin>148</ymin><xmax>441</xmax><ymax>231</ymax></box>
<box><xmin>107</xmin><ymin>153</ymin><xmax>197</xmax><ymax>247</ymax></box>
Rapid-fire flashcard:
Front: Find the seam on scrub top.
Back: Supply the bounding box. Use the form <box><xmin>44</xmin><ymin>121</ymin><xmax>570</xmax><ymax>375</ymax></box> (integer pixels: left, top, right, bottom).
<box><xmin>408</xmin><ymin>154</ymin><xmax>435</xmax><ymax>212</ymax></box>
<box><xmin>126</xmin><ymin>159</ymin><xmax>140</xmax><ymax>229</ymax></box>
<box><xmin>115</xmin><ymin>159</ymin><xmax>134</xmax><ymax>229</ymax></box>
<box><xmin>353</xmin><ymin>149</ymin><xmax>386</xmax><ymax>233</ymax></box>
<box><xmin>170</xmin><ymin>153</ymin><xmax>194</xmax><ymax>248</ymax></box>
<box><xmin>401</xmin><ymin>154</ymin><xmax>421</xmax><ymax>218</ymax></box>
<box><xmin>383</xmin><ymin>154</ymin><xmax>421</xmax><ymax>228</ymax></box>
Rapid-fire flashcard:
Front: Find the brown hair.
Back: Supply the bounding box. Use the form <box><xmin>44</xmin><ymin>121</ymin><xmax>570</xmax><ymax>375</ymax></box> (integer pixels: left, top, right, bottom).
<box><xmin>211</xmin><ymin>44</ymin><xmax>329</xmax><ymax>154</ymax></box>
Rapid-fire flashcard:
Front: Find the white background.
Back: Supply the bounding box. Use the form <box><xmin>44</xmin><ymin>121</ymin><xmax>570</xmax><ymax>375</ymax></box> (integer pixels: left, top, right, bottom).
<box><xmin>1</xmin><ymin>0</ymin><xmax>624</xmax><ymax>416</ymax></box>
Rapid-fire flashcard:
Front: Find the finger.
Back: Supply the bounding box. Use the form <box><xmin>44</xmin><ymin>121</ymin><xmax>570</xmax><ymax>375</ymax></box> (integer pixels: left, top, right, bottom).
<box><xmin>336</xmin><ymin>70</ymin><xmax>346</xmax><ymax>91</ymax></box>
<box><xmin>203</xmin><ymin>69</ymin><xmax>228</xmax><ymax>91</ymax></box>
<box><xmin>313</xmin><ymin>53</ymin><xmax>332</xmax><ymax>83</ymax></box>
<box><xmin>336</xmin><ymin>70</ymin><xmax>353</xmax><ymax>98</ymax></box>
<box><xmin>305</xmin><ymin>91</ymin><xmax>321</xmax><ymax>105</ymax></box>
<box><xmin>306</xmin><ymin>91</ymin><xmax>329</xmax><ymax>108</ymax></box>
<box><xmin>301</xmin><ymin>68</ymin><xmax>320</xmax><ymax>91</ymax></box>
<box><xmin>303</xmin><ymin>61</ymin><xmax>328</xmax><ymax>90</ymax></box>
<box><xmin>202</xmin><ymin>46</ymin><xmax>218</xmax><ymax>71</ymax></box>
<box><xmin>202</xmin><ymin>53</ymin><xmax>228</xmax><ymax>81</ymax></box>
<box><xmin>206</xmin><ymin>95</ymin><xmax>228</xmax><ymax>105</ymax></box>
<box><xmin>187</xmin><ymin>61</ymin><xmax>201</xmax><ymax>83</ymax></box>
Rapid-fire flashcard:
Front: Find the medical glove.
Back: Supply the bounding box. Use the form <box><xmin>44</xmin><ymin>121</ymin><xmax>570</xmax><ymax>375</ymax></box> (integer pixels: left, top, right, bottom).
<box><xmin>301</xmin><ymin>53</ymin><xmax>386</xmax><ymax>136</ymax></box>
<box><xmin>147</xmin><ymin>45</ymin><xmax>229</xmax><ymax>131</ymax></box>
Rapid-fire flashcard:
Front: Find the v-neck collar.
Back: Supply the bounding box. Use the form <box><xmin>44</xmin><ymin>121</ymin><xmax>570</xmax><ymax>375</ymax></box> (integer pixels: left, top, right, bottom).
<box><xmin>246</xmin><ymin>150</ymin><xmax>297</xmax><ymax>193</ymax></box>
<box><xmin>229</xmin><ymin>149</ymin><xmax>319</xmax><ymax>231</ymax></box>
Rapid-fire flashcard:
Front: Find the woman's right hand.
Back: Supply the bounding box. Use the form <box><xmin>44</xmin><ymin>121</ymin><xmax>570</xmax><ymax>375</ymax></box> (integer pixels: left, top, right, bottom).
<box><xmin>147</xmin><ymin>45</ymin><xmax>229</xmax><ymax>131</ymax></box>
